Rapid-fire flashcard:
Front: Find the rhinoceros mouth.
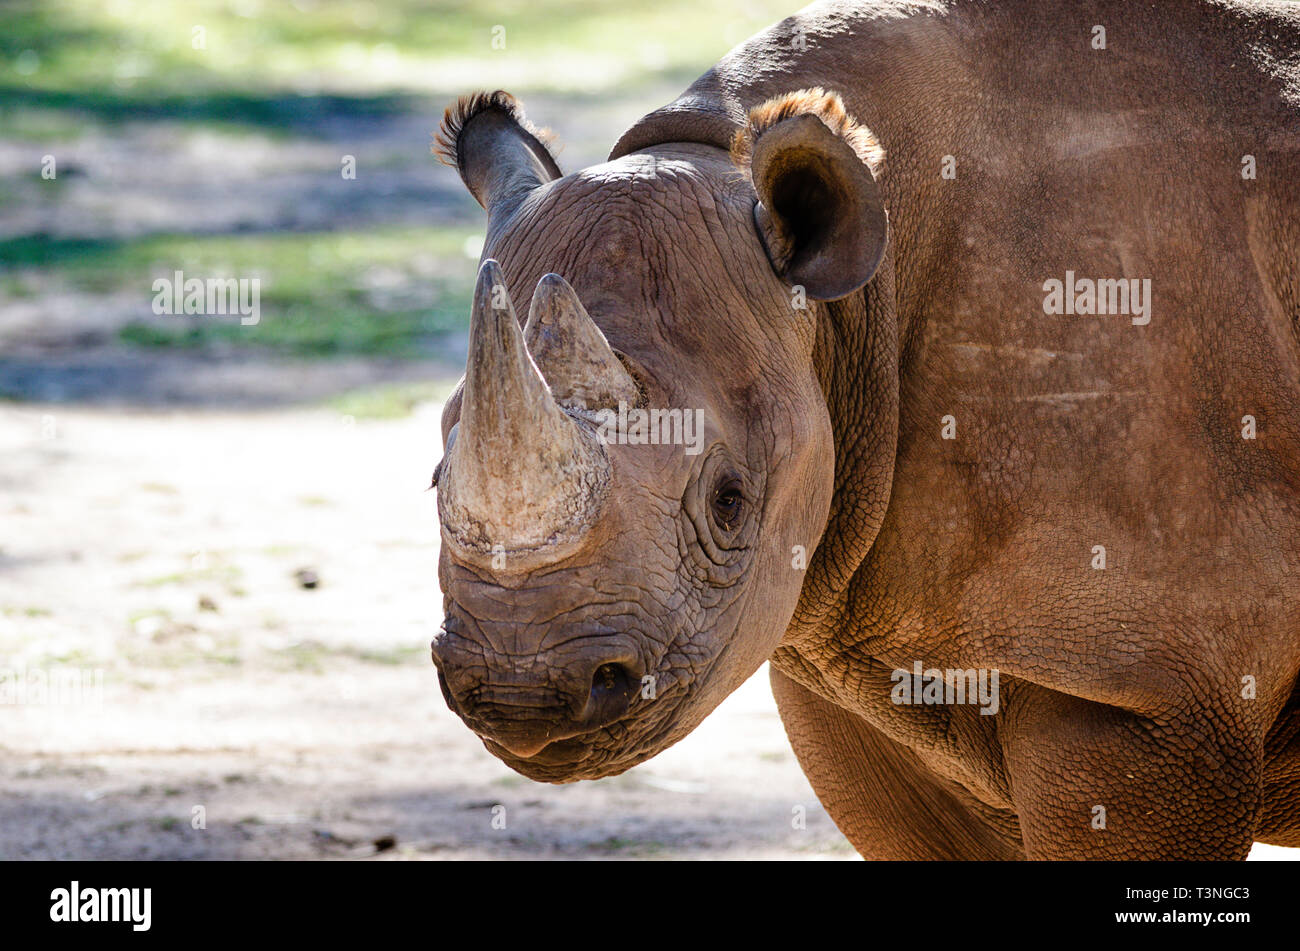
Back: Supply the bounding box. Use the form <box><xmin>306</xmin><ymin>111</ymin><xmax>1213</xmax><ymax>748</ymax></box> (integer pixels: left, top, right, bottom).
<box><xmin>483</xmin><ymin>728</ymin><xmax>642</xmax><ymax>781</ymax></box>
<box><xmin>484</xmin><ymin>733</ymin><xmax>597</xmax><ymax>767</ymax></box>
<box><xmin>434</xmin><ymin>657</ymin><xmax>685</xmax><ymax>780</ymax></box>
<box><xmin>434</xmin><ymin>659</ymin><xmax>644</xmax><ymax>760</ymax></box>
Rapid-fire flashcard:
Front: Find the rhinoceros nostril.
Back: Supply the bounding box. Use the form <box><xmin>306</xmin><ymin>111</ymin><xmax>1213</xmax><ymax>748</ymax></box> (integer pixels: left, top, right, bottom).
<box><xmin>586</xmin><ymin>662</ymin><xmax>636</xmax><ymax>725</ymax></box>
<box><xmin>592</xmin><ymin>662</ymin><xmax>626</xmax><ymax>694</ymax></box>
<box><xmin>595</xmin><ymin>663</ymin><xmax>620</xmax><ymax>691</ymax></box>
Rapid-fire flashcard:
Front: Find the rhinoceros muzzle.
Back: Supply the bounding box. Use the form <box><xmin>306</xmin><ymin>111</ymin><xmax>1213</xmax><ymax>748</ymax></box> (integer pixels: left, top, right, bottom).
<box><xmin>435</xmin><ymin>260</ymin><xmax>639</xmax><ymax>565</ymax></box>
<box><xmin>432</xmin><ymin>612</ymin><xmax>646</xmax><ymax>760</ymax></box>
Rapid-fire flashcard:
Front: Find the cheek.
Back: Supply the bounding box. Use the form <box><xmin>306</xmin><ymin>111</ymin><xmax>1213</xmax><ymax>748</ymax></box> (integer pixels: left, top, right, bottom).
<box><xmin>763</xmin><ymin>390</ymin><xmax>837</xmax><ymax>564</ymax></box>
<box><xmin>735</xmin><ymin>393</ymin><xmax>835</xmax><ymax>643</ymax></box>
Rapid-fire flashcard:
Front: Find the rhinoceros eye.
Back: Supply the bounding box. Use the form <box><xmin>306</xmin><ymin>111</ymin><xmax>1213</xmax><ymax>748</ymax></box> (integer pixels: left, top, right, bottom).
<box><xmin>711</xmin><ymin>480</ymin><xmax>744</xmax><ymax>530</ymax></box>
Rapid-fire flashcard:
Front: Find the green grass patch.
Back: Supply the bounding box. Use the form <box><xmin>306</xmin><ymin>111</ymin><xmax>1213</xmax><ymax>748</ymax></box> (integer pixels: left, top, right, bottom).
<box><xmin>0</xmin><ymin>227</ymin><xmax>480</xmax><ymax>358</ymax></box>
<box><xmin>132</xmin><ymin>563</ymin><xmax>242</xmax><ymax>589</ymax></box>
<box><xmin>0</xmin><ymin>105</ymin><xmax>90</xmax><ymax>142</ymax></box>
<box><xmin>270</xmin><ymin>640</ymin><xmax>427</xmax><ymax>672</ymax></box>
<box><xmin>329</xmin><ymin>380</ymin><xmax>455</xmax><ymax>419</ymax></box>
<box><xmin>2</xmin><ymin>605</ymin><xmax>52</xmax><ymax>618</ymax></box>
<box><xmin>0</xmin><ymin>0</ymin><xmax>795</xmax><ymax>103</ymax></box>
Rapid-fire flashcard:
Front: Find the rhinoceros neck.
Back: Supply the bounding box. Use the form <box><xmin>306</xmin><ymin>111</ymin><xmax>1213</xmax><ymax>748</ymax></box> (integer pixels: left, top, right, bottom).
<box><xmin>609</xmin><ymin>0</ymin><xmax>978</xmax><ymax>162</ymax></box>
<box><xmin>608</xmin><ymin>0</ymin><xmax>985</xmax><ymax>356</ymax></box>
<box><xmin>608</xmin><ymin>89</ymin><xmax>740</xmax><ymax>160</ymax></box>
<box><xmin>756</xmin><ymin>0</ymin><xmax>1300</xmax><ymax>723</ymax></box>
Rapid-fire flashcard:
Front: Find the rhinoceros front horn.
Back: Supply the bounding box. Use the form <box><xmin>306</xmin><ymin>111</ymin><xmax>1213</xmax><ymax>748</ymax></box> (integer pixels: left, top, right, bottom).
<box><xmin>437</xmin><ymin>260</ymin><xmax>612</xmax><ymax>560</ymax></box>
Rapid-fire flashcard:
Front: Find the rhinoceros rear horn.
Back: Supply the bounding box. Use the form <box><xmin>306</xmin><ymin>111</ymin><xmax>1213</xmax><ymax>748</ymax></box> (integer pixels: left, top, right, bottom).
<box><xmin>437</xmin><ymin>260</ymin><xmax>611</xmax><ymax>561</ymax></box>
<box><xmin>732</xmin><ymin>88</ymin><xmax>888</xmax><ymax>302</ymax></box>
<box><xmin>433</xmin><ymin>90</ymin><xmax>561</xmax><ymax>228</ymax></box>
<box><xmin>524</xmin><ymin>273</ymin><xmax>639</xmax><ymax>412</ymax></box>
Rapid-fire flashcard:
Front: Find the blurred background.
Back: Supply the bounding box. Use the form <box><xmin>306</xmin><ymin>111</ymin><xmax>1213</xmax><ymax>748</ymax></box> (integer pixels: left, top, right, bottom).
<box><xmin>2</xmin><ymin>0</ymin><xmax>1292</xmax><ymax>861</ymax></box>
<box><xmin>0</xmin><ymin>0</ymin><xmax>865</xmax><ymax>860</ymax></box>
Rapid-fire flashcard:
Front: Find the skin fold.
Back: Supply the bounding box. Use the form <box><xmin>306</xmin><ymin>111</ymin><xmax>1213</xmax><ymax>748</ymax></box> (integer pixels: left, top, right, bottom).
<box><xmin>429</xmin><ymin>0</ymin><xmax>1300</xmax><ymax>859</ymax></box>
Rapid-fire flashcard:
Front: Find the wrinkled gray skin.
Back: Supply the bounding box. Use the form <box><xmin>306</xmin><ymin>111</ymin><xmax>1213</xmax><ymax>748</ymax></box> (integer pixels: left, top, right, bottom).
<box><xmin>431</xmin><ymin>0</ymin><xmax>1300</xmax><ymax>859</ymax></box>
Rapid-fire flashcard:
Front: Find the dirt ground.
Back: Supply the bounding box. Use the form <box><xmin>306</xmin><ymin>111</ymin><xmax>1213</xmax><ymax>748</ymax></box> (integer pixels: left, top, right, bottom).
<box><xmin>0</xmin><ymin>399</ymin><xmax>855</xmax><ymax>860</ymax></box>
<box><xmin>4</xmin><ymin>402</ymin><xmax>1294</xmax><ymax>860</ymax></box>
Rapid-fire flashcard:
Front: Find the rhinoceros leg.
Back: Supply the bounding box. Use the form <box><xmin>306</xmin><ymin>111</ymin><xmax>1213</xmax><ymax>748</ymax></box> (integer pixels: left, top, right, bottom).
<box><xmin>1257</xmin><ymin>679</ymin><xmax>1300</xmax><ymax>847</ymax></box>
<box><xmin>1001</xmin><ymin>685</ymin><xmax>1261</xmax><ymax>859</ymax></box>
<box><xmin>770</xmin><ymin>666</ymin><xmax>1024</xmax><ymax>860</ymax></box>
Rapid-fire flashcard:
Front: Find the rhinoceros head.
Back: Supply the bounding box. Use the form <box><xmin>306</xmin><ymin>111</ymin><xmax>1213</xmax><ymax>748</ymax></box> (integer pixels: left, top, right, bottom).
<box><xmin>429</xmin><ymin>89</ymin><xmax>888</xmax><ymax>780</ymax></box>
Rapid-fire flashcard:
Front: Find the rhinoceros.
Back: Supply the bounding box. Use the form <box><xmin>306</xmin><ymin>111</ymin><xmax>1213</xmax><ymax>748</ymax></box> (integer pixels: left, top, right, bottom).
<box><xmin>428</xmin><ymin>0</ymin><xmax>1300</xmax><ymax>859</ymax></box>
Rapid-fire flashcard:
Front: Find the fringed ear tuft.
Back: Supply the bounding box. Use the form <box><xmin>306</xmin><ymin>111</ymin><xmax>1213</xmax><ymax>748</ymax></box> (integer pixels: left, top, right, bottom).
<box><xmin>729</xmin><ymin>87</ymin><xmax>884</xmax><ymax>180</ymax></box>
<box><xmin>431</xmin><ymin>90</ymin><xmax>563</xmax><ymax>222</ymax></box>
<box><xmin>433</xmin><ymin>90</ymin><xmax>557</xmax><ymax>169</ymax></box>
<box><xmin>730</xmin><ymin>87</ymin><xmax>888</xmax><ymax>301</ymax></box>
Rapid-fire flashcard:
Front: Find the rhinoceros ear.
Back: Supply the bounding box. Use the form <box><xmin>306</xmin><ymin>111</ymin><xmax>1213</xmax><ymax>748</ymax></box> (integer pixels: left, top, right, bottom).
<box><xmin>733</xmin><ymin>88</ymin><xmax>888</xmax><ymax>302</ymax></box>
<box><xmin>434</xmin><ymin>90</ymin><xmax>562</xmax><ymax>228</ymax></box>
